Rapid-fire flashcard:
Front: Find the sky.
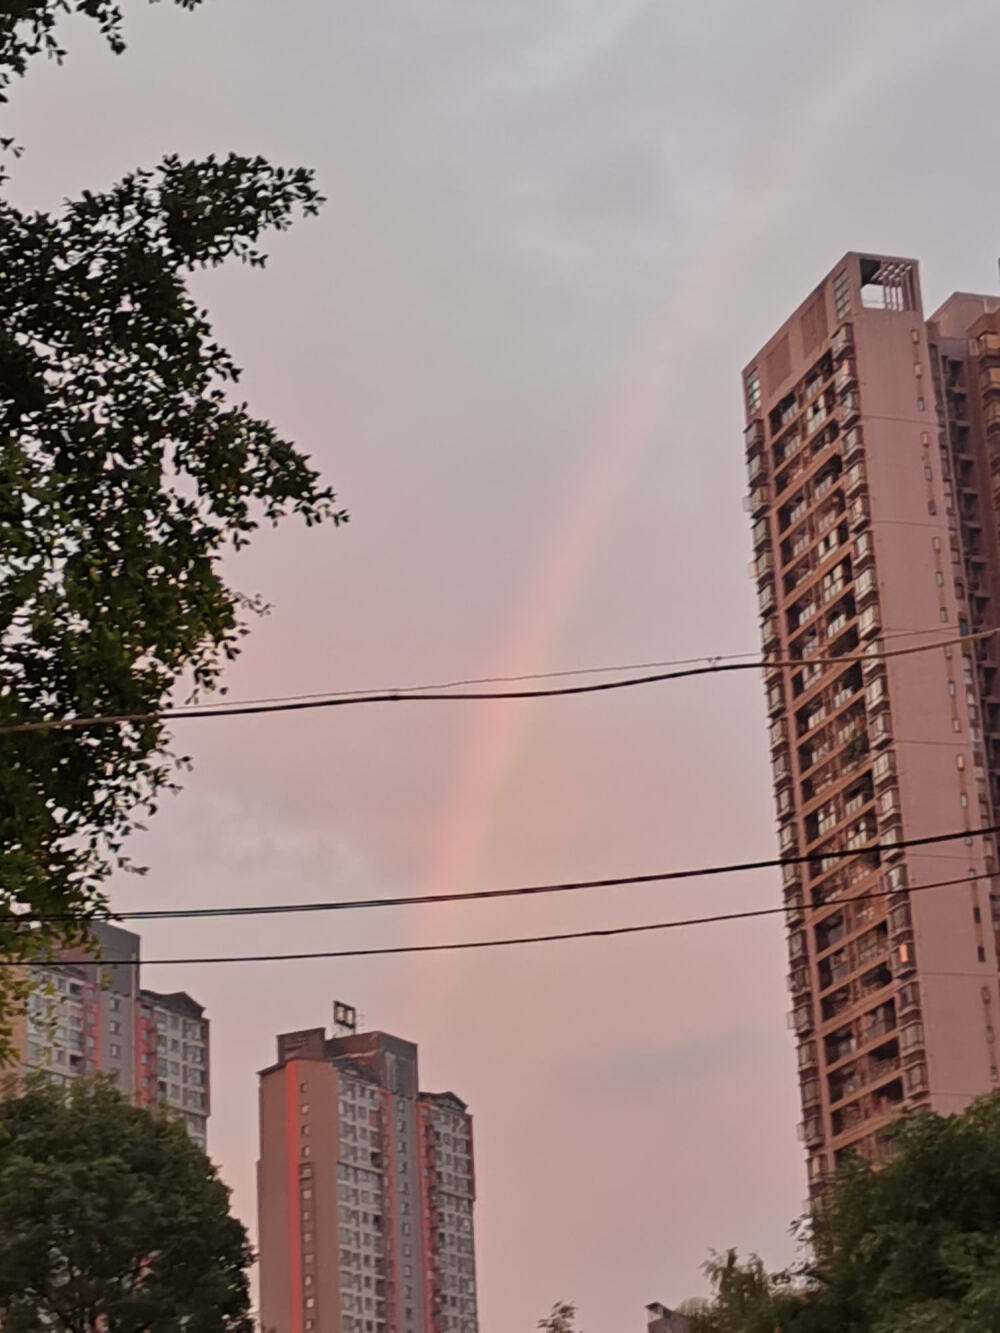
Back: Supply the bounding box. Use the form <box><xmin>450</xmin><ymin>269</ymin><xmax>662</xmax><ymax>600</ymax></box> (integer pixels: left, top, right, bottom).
<box><xmin>7</xmin><ymin>0</ymin><xmax>1000</xmax><ymax>1327</ymax></box>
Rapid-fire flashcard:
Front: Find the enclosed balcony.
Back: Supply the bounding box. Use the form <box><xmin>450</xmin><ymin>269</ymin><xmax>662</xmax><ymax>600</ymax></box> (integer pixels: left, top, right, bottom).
<box><xmin>745</xmin><ymin>418</ymin><xmax>765</xmax><ymax>449</ymax></box>
<box><xmin>832</xmin><ymin>324</ymin><xmax>854</xmax><ymax>358</ymax></box>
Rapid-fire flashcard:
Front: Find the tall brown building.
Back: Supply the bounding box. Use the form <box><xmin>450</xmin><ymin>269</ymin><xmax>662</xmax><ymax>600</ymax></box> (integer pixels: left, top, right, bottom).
<box><xmin>742</xmin><ymin>254</ymin><xmax>1000</xmax><ymax>1188</ymax></box>
<box><xmin>257</xmin><ymin>1007</ymin><xmax>478</xmax><ymax>1333</ymax></box>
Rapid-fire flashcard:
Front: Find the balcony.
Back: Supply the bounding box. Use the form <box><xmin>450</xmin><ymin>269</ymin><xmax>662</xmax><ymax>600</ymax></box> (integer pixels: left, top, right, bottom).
<box><xmin>745</xmin><ymin>481</ymin><xmax>771</xmax><ymax>516</ymax></box>
<box><xmin>834</xmin><ymin>361</ymin><xmax>857</xmax><ymax>393</ymax></box>
<box><xmin>799</xmin><ymin>1116</ymin><xmax>824</xmax><ymax>1147</ymax></box>
<box><xmin>844</xmin><ymin>460</ymin><xmax>867</xmax><ymax>498</ymax></box>
<box><xmin>813</xmin><ymin>470</ymin><xmax>839</xmax><ymax>502</ymax></box>
<box><xmin>791</xmin><ymin>1003</ymin><xmax>814</xmax><ymax>1036</ymax></box>
<box><xmin>895</xmin><ymin>938</ymin><xmax>917</xmax><ymax>974</ymax></box>
<box><xmin>865</xmin><ymin>673</ymin><xmax>889</xmax><ymax>713</ymax></box>
<box><xmin>789</xmin><ymin>967</ymin><xmax>811</xmax><ymax>997</ymax></box>
<box><xmin>783</xmin><ymin>498</ymin><xmax>808</xmax><ymax>531</ymax></box>
<box><xmin>888</xmin><ymin>902</ymin><xmax>911</xmax><ymax>940</ymax></box>
<box><xmin>853</xmin><ymin>529</ymin><xmax>873</xmax><ymax>568</ymax></box>
<box><xmin>805</xmin><ymin>403</ymin><xmax>830</xmax><ymax>439</ymax></box>
<box><xmin>903</xmin><ymin>1062</ymin><xmax>929</xmax><ymax>1097</ymax></box>
<box><xmin>838</xmin><ymin>391</ymin><xmax>861</xmax><ymax>427</ymax></box>
<box><xmin>745</xmin><ymin>418</ymin><xmax>765</xmax><ymax>449</ymax></box>
<box><xmin>848</xmin><ymin>494</ymin><xmax>870</xmax><ymax>530</ymax></box>
<box><xmin>856</xmin><ymin>604</ymin><xmax>879</xmax><ymax>639</ymax></box>
<box><xmin>845</xmin><ymin>816</ymin><xmax>877</xmax><ymax>851</ymax></box>
<box><xmin>855</xmin><ymin>567</ymin><xmax>878</xmax><ymax>605</ymax></box>
<box><xmin>784</xmin><ymin>883</ymin><xmax>805</xmax><ymax>923</ymax></box>
<box><xmin>842</xmin><ymin>424</ymin><xmax>864</xmax><ymax>465</ymax></box>
<box><xmin>832</xmin><ymin>324</ymin><xmax>854</xmax><ymax>358</ymax></box>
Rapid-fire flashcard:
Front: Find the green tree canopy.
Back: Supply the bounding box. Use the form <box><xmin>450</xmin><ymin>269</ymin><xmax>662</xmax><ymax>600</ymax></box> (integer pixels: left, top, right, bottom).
<box><xmin>0</xmin><ymin>1076</ymin><xmax>253</xmax><ymax>1331</ymax></box>
<box><xmin>688</xmin><ymin>1095</ymin><xmax>1000</xmax><ymax>1332</ymax></box>
<box><xmin>0</xmin><ymin>0</ymin><xmax>345</xmax><ymax>1054</ymax></box>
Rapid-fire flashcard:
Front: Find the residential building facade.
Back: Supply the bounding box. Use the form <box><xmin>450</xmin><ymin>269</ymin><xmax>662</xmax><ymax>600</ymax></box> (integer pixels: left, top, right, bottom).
<box><xmin>742</xmin><ymin>254</ymin><xmax>1000</xmax><ymax>1188</ymax></box>
<box><xmin>11</xmin><ymin>920</ymin><xmax>210</xmax><ymax>1150</ymax></box>
<box><xmin>258</xmin><ymin>1013</ymin><xmax>478</xmax><ymax>1333</ymax></box>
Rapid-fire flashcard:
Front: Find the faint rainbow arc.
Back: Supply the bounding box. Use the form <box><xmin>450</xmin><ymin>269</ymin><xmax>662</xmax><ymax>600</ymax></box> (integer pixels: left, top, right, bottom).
<box><xmin>422</xmin><ymin>0</ymin><xmax>923</xmax><ymax>920</ymax></box>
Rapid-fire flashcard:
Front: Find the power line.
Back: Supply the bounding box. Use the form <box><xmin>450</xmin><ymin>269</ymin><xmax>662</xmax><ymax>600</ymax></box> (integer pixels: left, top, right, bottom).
<box><xmin>13</xmin><ymin>866</ymin><xmax>996</xmax><ymax>969</ymax></box>
<box><xmin>14</xmin><ymin>823</ymin><xmax>1000</xmax><ymax>924</ymax></box>
<box><xmin>2</xmin><ymin>628</ymin><xmax>995</xmax><ymax>737</ymax></box>
<box><xmin>130</xmin><ymin>623</ymin><xmax>949</xmax><ymax>711</ymax></box>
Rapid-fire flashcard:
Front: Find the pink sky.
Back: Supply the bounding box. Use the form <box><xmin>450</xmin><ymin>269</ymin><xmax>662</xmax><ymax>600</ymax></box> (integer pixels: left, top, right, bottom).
<box><xmin>8</xmin><ymin>0</ymin><xmax>1000</xmax><ymax>1325</ymax></box>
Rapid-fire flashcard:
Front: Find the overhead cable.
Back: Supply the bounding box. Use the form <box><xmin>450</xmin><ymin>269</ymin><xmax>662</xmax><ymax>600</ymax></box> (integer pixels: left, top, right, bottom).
<box><xmin>1</xmin><ymin>627</ymin><xmax>995</xmax><ymax>737</ymax></box>
<box><xmin>11</xmin><ymin>866</ymin><xmax>995</xmax><ymax>968</ymax></box>
<box><xmin>13</xmin><ymin>822</ymin><xmax>996</xmax><ymax>925</ymax></box>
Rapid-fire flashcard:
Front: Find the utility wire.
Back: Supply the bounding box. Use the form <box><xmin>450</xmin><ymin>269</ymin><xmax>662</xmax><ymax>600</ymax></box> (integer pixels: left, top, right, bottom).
<box><xmin>13</xmin><ymin>866</ymin><xmax>996</xmax><ymax>969</ymax></box>
<box><xmin>140</xmin><ymin>624</ymin><xmax>950</xmax><ymax>711</ymax></box>
<box><xmin>10</xmin><ymin>824</ymin><xmax>999</xmax><ymax>925</ymax></box>
<box><xmin>2</xmin><ymin>628</ymin><xmax>995</xmax><ymax>736</ymax></box>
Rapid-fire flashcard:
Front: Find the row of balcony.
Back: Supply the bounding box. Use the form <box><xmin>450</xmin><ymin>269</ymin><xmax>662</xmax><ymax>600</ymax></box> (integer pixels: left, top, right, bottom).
<box><xmin>747</xmin><ymin>400</ymin><xmax>862</xmax><ymax>528</ymax></box>
<box><xmin>762</xmin><ymin>326</ymin><xmax>855</xmax><ymax>450</ymax></box>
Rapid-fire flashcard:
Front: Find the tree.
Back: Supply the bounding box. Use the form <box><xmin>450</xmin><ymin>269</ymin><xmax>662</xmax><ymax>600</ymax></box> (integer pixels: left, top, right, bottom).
<box><xmin>685</xmin><ymin>1252</ymin><xmax>799</xmax><ymax>1333</ymax></box>
<box><xmin>0</xmin><ymin>1076</ymin><xmax>253</xmax><ymax>1330</ymax></box>
<box><xmin>689</xmin><ymin>1095</ymin><xmax>1000</xmax><ymax>1332</ymax></box>
<box><xmin>0</xmin><ymin>0</ymin><xmax>345</xmax><ymax>1055</ymax></box>
<box><xmin>538</xmin><ymin>1302</ymin><xmax>580</xmax><ymax>1332</ymax></box>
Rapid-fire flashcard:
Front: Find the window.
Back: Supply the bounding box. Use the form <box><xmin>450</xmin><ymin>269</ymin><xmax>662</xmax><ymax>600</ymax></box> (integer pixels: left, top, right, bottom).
<box><xmin>941</xmin><ymin>608</ymin><xmax>948</xmax><ymax>622</ymax></box>
<box><xmin>833</xmin><ymin>269</ymin><xmax>850</xmax><ymax>319</ymax></box>
<box><xmin>745</xmin><ymin>367</ymin><xmax>762</xmax><ymax>414</ymax></box>
<box><xmin>109</xmin><ymin>1043</ymin><xmax>120</xmax><ymax>1058</ymax></box>
<box><xmin>918</xmin><ymin>397</ymin><xmax>926</xmax><ymax>411</ymax></box>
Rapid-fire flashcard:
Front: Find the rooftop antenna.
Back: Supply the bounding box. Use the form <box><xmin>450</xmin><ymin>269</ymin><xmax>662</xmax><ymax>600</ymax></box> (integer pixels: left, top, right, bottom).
<box><xmin>333</xmin><ymin>1000</ymin><xmax>358</xmax><ymax>1035</ymax></box>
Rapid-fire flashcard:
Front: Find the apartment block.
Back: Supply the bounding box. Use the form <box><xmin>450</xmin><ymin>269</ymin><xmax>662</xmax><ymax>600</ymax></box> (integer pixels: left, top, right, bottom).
<box><xmin>258</xmin><ymin>1010</ymin><xmax>478</xmax><ymax>1333</ymax></box>
<box><xmin>12</xmin><ymin>921</ymin><xmax>210</xmax><ymax>1149</ymax></box>
<box><xmin>742</xmin><ymin>254</ymin><xmax>1000</xmax><ymax>1187</ymax></box>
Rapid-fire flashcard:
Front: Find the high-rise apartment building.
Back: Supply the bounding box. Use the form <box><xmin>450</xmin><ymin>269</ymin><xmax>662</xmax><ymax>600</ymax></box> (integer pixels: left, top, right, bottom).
<box><xmin>257</xmin><ymin>1008</ymin><xmax>478</xmax><ymax>1333</ymax></box>
<box><xmin>742</xmin><ymin>254</ymin><xmax>1000</xmax><ymax>1189</ymax></box>
<box><xmin>10</xmin><ymin>921</ymin><xmax>211</xmax><ymax>1149</ymax></box>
